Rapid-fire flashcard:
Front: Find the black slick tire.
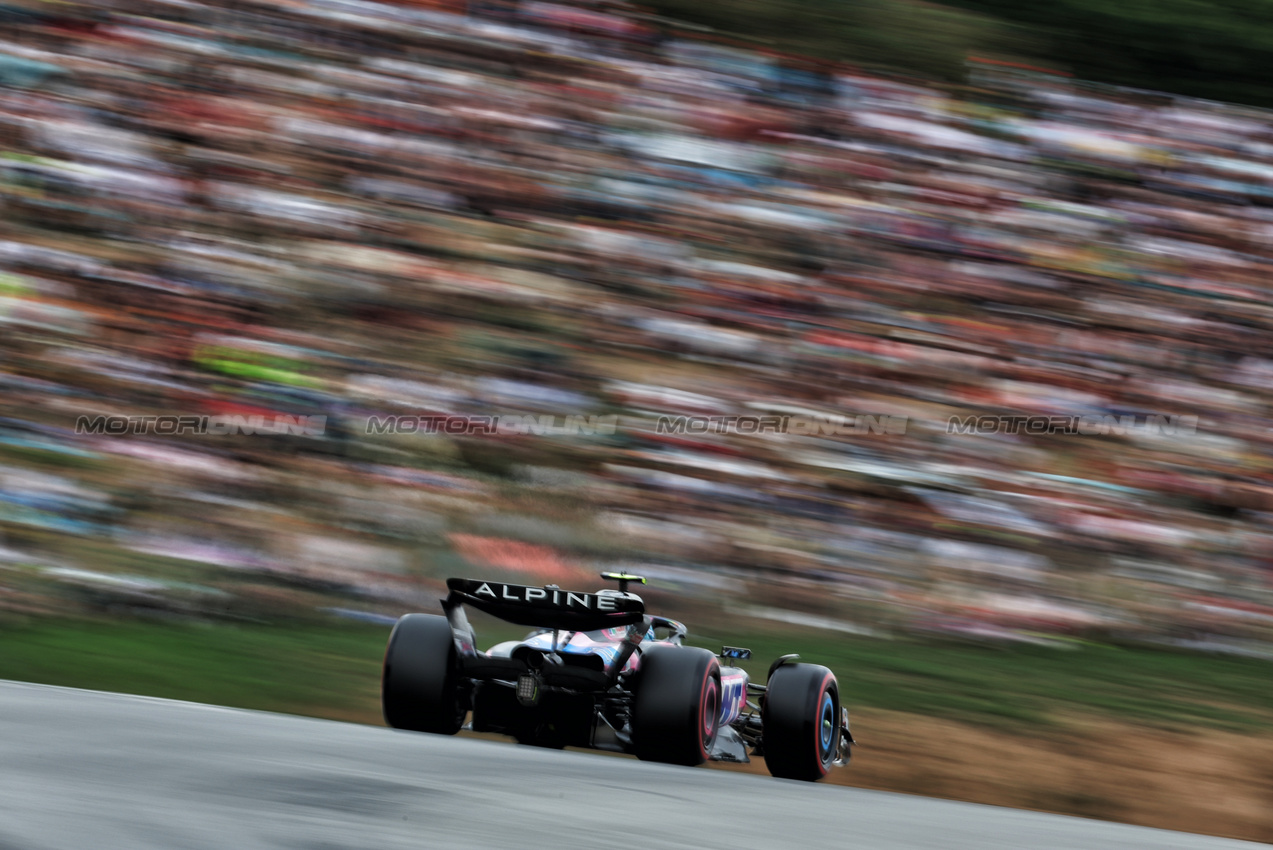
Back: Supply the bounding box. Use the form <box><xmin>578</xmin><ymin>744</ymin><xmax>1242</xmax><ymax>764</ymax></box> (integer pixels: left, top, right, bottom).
<box><xmin>763</xmin><ymin>662</ymin><xmax>839</xmax><ymax>781</ymax></box>
<box><xmin>382</xmin><ymin>613</ymin><xmax>464</xmax><ymax>734</ymax></box>
<box><xmin>631</xmin><ymin>644</ymin><xmax>721</xmax><ymax>766</ymax></box>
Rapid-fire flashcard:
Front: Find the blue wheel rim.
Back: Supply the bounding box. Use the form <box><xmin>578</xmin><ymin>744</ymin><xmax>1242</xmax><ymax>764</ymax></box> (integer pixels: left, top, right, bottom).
<box><xmin>819</xmin><ymin>692</ymin><xmax>835</xmax><ymax>756</ymax></box>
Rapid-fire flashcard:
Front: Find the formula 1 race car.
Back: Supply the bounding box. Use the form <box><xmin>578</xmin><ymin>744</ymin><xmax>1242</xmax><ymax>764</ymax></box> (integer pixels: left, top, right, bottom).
<box><xmin>382</xmin><ymin>573</ymin><xmax>853</xmax><ymax>780</ymax></box>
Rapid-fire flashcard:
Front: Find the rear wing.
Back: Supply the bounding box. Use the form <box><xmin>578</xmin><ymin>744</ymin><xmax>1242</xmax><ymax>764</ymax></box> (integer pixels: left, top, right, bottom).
<box><xmin>445</xmin><ymin>577</ymin><xmax>646</xmax><ymax>631</ymax></box>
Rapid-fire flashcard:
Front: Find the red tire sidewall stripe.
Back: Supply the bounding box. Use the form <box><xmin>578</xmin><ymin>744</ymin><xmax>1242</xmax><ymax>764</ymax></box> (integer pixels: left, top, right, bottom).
<box><xmin>698</xmin><ymin>661</ymin><xmax>718</xmax><ymax>762</ymax></box>
<box><xmin>813</xmin><ymin>672</ymin><xmax>834</xmax><ymax>776</ymax></box>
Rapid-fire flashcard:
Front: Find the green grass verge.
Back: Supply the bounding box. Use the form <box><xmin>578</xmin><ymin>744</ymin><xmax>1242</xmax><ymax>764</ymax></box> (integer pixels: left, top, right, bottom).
<box><xmin>1</xmin><ymin>616</ymin><xmax>1270</xmax><ymax>732</ymax></box>
<box><xmin>0</xmin><ymin>617</ymin><xmax>388</xmax><ymax>722</ymax></box>
<box><xmin>692</xmin><ymin>626</ymin><xmax>1273</xmax><ymax>731</ymax></box>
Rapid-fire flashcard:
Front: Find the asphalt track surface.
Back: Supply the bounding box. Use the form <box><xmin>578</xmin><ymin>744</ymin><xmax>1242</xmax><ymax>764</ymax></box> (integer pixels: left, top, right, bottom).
<box><xmin>0</xmin><ymin>681</ymin><xmax>1264</xmax><ymax>850</ymax></box>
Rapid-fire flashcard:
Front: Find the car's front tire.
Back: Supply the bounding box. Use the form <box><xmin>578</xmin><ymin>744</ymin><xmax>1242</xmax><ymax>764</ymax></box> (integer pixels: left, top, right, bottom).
<box><xmin>762</xmin><ymin>662</ymin><xmax>839</xmax><ymax>781</ymax></box>
<box><xmin>382</xmin><ymin>614</ymin><xmax>465</xmax><ymax>734</ymax></box>
<box><xmin>631</xmin><ymin>645</ymin><xmax>721</xmax><ymax>766</ymax></box>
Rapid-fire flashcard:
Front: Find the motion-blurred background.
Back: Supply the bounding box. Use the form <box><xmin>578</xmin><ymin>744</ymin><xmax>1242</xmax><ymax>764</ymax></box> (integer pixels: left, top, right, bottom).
<box><xmin>0</xmin><ymin>0</ymin><xmax>1271</xmax><ymax>840</ymax></box>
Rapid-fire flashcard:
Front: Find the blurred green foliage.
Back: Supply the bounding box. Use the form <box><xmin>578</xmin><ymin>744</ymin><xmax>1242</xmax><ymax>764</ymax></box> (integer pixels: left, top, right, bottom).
<box><xmin>646</xmin><ymin>0</ymin><xmax>1273</xmax><ymax>105</ymax></box>
<box><xmin>942</xmin><ymin>0</ymin><xmax>1273</xmax><ymax>104</ymax></box>
<box><xmin>646</xmin><ymin>0</ymin><xmax>1036</xmax><ymax>83</ymax></box>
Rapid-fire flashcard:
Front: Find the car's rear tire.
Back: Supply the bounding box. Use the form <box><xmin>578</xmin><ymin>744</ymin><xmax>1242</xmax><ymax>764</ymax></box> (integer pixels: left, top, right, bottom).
<box><xmin>762</xmin><ymin>662</ymin><xmax>839</xmax><ymax>781</ymax></box>
<box><xmin>631</xmin><ymin>645</ymin><xmax>721</xmax><ymax>766</ymax></box>
<box><xmin>382</xmin><ymin>614</ymin><xmax>464</xmax><ymax>734</ymax></box>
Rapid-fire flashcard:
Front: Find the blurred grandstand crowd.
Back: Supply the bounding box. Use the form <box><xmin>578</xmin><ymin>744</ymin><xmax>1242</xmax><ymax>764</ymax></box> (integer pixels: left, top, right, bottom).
<box><xmin>1</xmin><ymin>0</ymin><xmax>1271</xmax><ymax>652</ymax></box>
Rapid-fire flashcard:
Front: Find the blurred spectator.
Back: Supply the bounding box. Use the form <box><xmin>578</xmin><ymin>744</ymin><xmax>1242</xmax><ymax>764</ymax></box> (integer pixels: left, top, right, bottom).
<box><xmin>0</xmin><ymin>0</ymin><xmax>1269</xmax><ymax>652</ymax></box>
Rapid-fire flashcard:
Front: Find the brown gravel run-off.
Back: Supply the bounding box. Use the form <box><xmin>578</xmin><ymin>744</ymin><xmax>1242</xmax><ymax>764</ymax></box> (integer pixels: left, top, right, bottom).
<box><xmin>349</xmin><ymin>703</ymin><xmax>1273</xmax><ymax>843</ymax></box>
<box><xmin>705</xmin><ymin>709</ymin><xmax>1273</xmax><ymax>844</ymax></box>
